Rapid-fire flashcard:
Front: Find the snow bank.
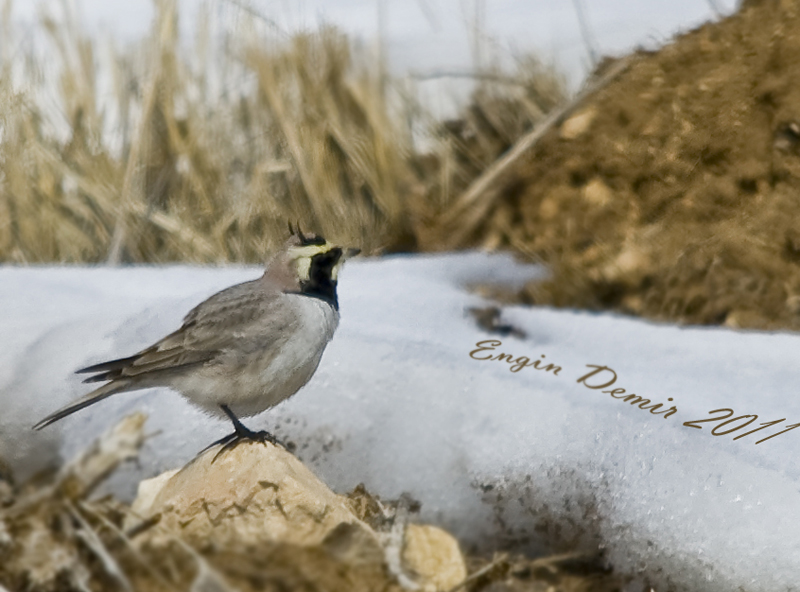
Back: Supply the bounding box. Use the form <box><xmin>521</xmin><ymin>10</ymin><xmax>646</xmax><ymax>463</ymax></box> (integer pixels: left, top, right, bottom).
<box><xmin>1</xmin><ymin>253</ymin><xmax>799</xmax><ymax>590</ymax></box>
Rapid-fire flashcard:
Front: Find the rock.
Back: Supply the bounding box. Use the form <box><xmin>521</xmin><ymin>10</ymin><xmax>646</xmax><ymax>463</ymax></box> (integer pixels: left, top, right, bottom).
<box><xmin>786</xmin><ymin>294</ymin><xmax>800</xmax><ymax>315</ymax></box>
<box><xmin>583</xmin><ymin>178</ymin><xmax>613</xmax><ymax>207</ymax></box>
<box><xmin>539</xmin><ymin>193</ymin><xmax>563</xmax><ymax>221</ymax></box>
<box><xmin>559</xmin><ymin>106</ymin><xmax>597</xmax><ymax>140</ymax></box>
<box><xmin>598</xmin><ymin>245</ymin><xmax>649</xmax><ymax>285</ymax></box>
<box><xmin>3</xmin><ymin>415</ymin><xmax>469</xmax><ymax>592</ymax></box>
<box><xmin>403</xmin><ymin>523</ymin><xmax>468</xmax><ymax>592</ymax></box>
<box><xmin>129</xmin><ymin>441</ymin><xmax>469</xmax><ymax>591</ymax></box>
<box><xmin>723</xmin><ymin>309</ymin><xmax>770</xmax><ymax>329</ymax></box>
<box><xmin>132</xmin><ymin>441</ymin><xmax>377</xmax><ymax>549</ymax></box>
<box><xmin>130</xmin><ymin>468</ymin><xmax>178</xmax><ymax>520</ymax></box>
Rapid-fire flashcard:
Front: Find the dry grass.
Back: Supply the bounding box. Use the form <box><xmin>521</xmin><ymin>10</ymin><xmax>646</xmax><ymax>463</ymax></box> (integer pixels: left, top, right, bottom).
<box><xmin>0</xmin><ymin>0</ymin><xmax>566</xmax><ymax>264</ymax></box>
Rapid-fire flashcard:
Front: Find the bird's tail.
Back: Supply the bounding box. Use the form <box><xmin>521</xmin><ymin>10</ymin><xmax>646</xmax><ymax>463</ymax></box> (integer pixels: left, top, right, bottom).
<box><xmin>33</xmin><ymin>381</ymin><xmax>130</xmax><ymax>430</ymax></box>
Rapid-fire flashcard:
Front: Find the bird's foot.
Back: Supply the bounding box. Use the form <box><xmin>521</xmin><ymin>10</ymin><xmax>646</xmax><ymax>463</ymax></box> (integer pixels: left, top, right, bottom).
<box><xmin>207</xmin><ymin>425</ymin><xmax>288</xmax><ymax>463</ymax></box>
<box><xmin>203</xmin><ymin>404</ymin><xmax>292</xmax><ymax>462</ymax></box>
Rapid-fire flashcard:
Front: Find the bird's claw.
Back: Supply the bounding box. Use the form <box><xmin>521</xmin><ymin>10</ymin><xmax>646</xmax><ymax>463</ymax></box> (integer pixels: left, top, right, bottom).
<box><xmin>207</xmin><ymin>427</ymin><xmax>288</xmax><ymax>463</ymax></box>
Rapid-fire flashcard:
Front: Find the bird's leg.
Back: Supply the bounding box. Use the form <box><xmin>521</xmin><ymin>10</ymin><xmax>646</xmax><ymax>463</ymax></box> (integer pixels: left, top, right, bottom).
<box><xmin>207</xmin><ymin>405</ymin><xmax>287</xmax><ymax>462</ymax></box>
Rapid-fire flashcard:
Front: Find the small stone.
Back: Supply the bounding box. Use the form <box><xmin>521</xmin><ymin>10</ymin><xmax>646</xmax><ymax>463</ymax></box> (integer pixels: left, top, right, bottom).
<box><xmin>129</xmin><ymin>469</ymin><xmax>179</xmax><ymax>521</ymax></box>
<box><xmin>560</xmin><ymin>107</ymin><xmax>597</xmax><ymax>140</ymax></box>
<box><xmin>724</xmin><ymin>309</ymin><xmax>769</xmax><ymax>329</ymax></box>
<box><xmin>614</xmin><ymin>248</ymin><xmax>645</xmax><ymax>275</ymax></box>
<box><xmin>583</xmin><ymin>178</ymin><xmax>613</xmax><ymax>207</ymax></box>
<box><xmin>402</xmin><ymin>523</ymin><xmax>467</xmax><ymax>592</ymax></box>
<box><xmin>539</xmin><ymin>195</ymin><xmax>560</xmax><ymax>221</ymax></box>
<box><xmin>601</xmin><ymin>246</ymin><xmax>648</xmax><ymax>283</ymax></box>
<box><xmin>787</xmin><ymin>295</ymin><xmax>800</xmax><ymax>315</ymax></box>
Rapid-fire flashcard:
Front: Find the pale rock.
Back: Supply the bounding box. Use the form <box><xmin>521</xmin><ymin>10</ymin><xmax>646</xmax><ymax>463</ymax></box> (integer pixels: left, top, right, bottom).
<box><xmin>600</xmin><ymin>244</ymin><xmax>649</xmax><ymax>284</ymax></box>
<box><xmin>621</xmin><ymin>293</ymin><xmax>644</xmax><ymax>314</ymax></box>
<box><xmin>786</xmin><ymin>294</ymin><xmax>800</xmax><ymax>315</ymax></box>
<box><xmin>129</xmin><ymin>442</ymin><xmax>470</xmax><ymax>589</ymax></box>
<box><xmin>723</xmin><ymin>309</ymin><xmax>769</xmax><ymax>329</ymax></box>
<box><xmin>129</xmin><ymin>468</ymin><xmax>179</xmax><ymax>524</ymax></box>
<box><xmin>583</xmin><ymin>178</ymin><xmax>613</xmax><ymax>207</ymax></box>
<box><xmin>613</xmin><ymin>248</ymin><xmax>645</xmax><ymax>275</ymax></box>
<box><xmin>132</xmin><ymin>441</ymin><xmax>377</xmax><ymax>549</ymax></box>
<box><xmin>402</xmin><ymin>523</ymin><xmax>468</xmax><ymax>592</ymax></box>
<box><xmin>538</xmin><ymin>195</ymin><xmax>560</xmax><ymax>220</ymax></box>
<box><xmin>559</xmin><ymin>106</ymin><xmax>597</xmax><ymax>140</ymax></box>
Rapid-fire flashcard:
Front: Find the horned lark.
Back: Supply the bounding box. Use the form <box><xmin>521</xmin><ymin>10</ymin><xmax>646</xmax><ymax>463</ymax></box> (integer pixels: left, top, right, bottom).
<box><xmin>34</xmin><ymin>227</ymin><xmax>359</xmax><ymax>453</ymax></box>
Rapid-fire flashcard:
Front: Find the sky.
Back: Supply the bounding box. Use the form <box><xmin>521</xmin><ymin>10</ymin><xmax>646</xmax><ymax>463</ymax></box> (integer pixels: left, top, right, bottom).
<box><xmin>14</xmin><ymin>0</ymin><xmax>740</xmax><ymax>87</ymax></box>
<box><xmin>9</xmin><ymin>0</ymin><xmax>741</xmax><ymax>124</ymax></box>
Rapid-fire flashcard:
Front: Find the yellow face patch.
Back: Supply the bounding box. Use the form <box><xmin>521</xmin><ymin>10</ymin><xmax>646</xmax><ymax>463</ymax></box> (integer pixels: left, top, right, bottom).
<box><xmin>290</xmin><ymin>243</ymin><xmax>333</xmax><ymax>281</ymax></box>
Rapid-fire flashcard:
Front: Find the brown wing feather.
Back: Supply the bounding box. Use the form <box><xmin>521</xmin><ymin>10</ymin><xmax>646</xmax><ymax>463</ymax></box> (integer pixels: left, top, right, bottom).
<box><xmin>37</xmin><ymin>273</ymin><xmax>299</xmax><ymax>430</ymax></box>
<box><xmin>76</xmin><ymin>279</ymin><xmax>288</xmax><ymax>385</ymax></box>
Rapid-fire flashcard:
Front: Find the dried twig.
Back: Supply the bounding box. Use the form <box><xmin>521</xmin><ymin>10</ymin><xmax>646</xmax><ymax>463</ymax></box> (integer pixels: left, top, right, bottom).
<box><xmin>572</xmin><ymin>0</ymin><xmax>599</xmax><ymax>67</ymax></box>
<box><xmin>67</xmin><ymin>501</ymin><xmax>134</xmax><ymax>592</ymax></box>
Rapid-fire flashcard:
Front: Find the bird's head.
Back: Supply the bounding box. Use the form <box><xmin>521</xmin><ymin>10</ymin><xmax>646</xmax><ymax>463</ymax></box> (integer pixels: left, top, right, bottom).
<box><xmin>264</xmin><ymin>224</ymin><xmax>360</xmax><ymax>307</ymax></box>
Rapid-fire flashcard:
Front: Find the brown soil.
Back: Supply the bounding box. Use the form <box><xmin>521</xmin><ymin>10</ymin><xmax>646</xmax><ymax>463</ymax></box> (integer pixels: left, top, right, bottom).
<box><xmin>469</xmin><ymin>0</ymin><xmax>800</xmax><ymax>330</ymax></box>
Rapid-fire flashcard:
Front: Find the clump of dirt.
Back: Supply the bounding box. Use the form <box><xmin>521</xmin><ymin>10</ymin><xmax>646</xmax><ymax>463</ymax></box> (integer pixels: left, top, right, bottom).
<box><xmin>475</xmin><ymin>0</ymin><xmax>800</xmax><ymax>330</ymax></box>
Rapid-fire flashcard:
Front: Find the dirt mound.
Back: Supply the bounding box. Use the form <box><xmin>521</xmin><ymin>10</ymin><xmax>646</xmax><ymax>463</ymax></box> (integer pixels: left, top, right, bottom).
<box><xmin>479</xmin><ymin>0</ymin><xmax>800</xmax><ymax>330</ymax></box>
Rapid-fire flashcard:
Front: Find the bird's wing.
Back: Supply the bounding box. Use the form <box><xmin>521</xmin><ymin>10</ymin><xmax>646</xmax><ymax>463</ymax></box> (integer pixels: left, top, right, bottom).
<box><xmin>78</xmin><ymin>280</ymin><xmax>299</xmax><ymax>383</ymax></box>
<box><xmin>34</xmin><ymin>281</ymin><xmax>299</xmax><ymax>430</ymax></box>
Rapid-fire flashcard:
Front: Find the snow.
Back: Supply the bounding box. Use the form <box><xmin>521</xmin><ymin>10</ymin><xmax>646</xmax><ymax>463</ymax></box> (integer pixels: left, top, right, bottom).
<box><xmin>2</xmin><ymin>253</ymin><xmax>800</xmax><ymax>590</ymax></box>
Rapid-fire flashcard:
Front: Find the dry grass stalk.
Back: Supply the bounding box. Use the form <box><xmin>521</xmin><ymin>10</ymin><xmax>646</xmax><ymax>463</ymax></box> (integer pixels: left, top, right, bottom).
<box><xmin>0</xmin><ymin>0</ymin><xmax>566</xmax><ymax>262</ymax></box>
<box><xmin>0</xmin><ymin>1</ymin><xmax>418</xmax><ymax>263</ymax></box>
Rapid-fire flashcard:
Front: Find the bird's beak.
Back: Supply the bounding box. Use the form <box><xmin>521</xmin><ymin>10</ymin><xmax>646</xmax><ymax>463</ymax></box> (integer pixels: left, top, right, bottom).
<box><xmin>344</xmin><ymin>247</ymin><xmax>361</xmax><ymax>259</ymax></box>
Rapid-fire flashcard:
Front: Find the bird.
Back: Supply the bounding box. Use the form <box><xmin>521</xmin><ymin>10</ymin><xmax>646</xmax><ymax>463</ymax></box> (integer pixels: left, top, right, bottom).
<box><xmin>33</xmin><ymin>225</ymin><xmax>360</xmax><ymax>456</ymax></box>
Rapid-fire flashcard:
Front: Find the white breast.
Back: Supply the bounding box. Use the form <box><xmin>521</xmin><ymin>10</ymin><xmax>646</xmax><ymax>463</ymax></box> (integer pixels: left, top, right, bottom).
<box><xmin>174</xmin><ymin>295</ymin><xmax>339</xmax><ymax>418</ymax></box>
